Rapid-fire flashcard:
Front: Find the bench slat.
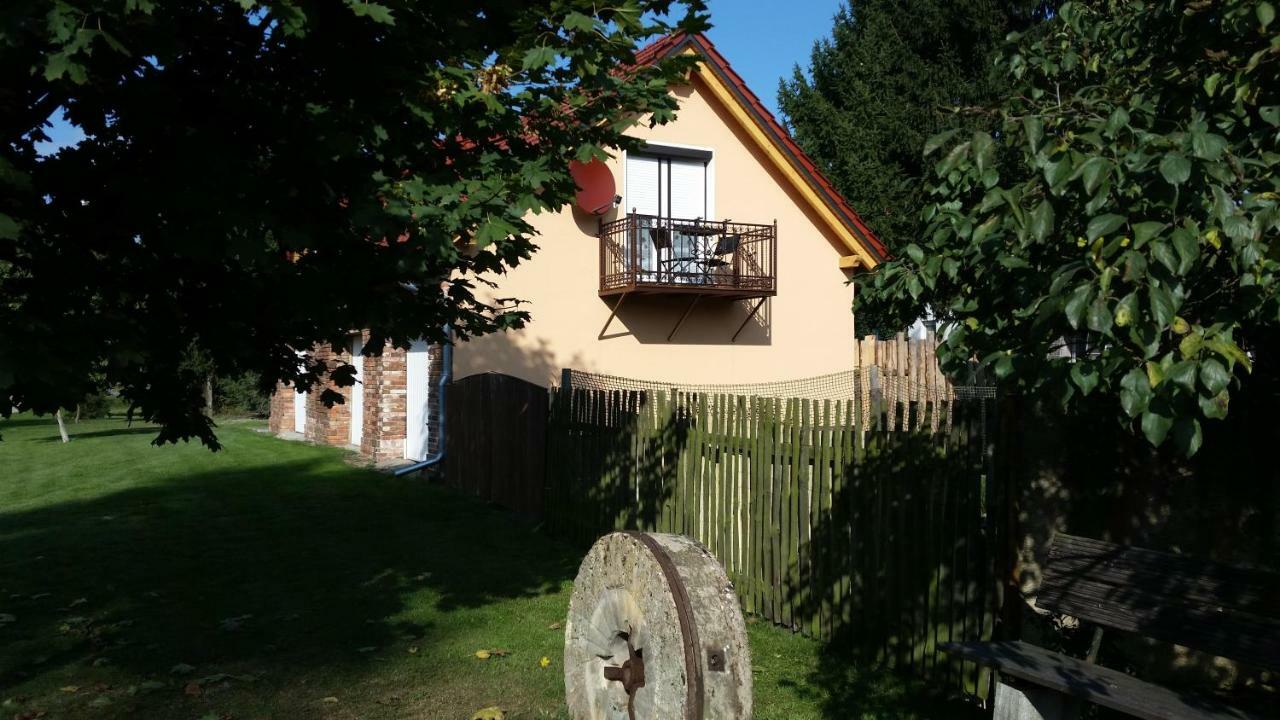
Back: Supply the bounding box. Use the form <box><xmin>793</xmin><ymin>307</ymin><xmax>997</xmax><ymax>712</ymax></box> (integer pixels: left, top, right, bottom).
<box><xmin>1043</xmin><ymin>535</ymin><xmax>1277</xmax><ymax>613</ymax></box>
<box><xmin>1038</xmin><ymin>534</ymin><xmax>1280</xmax><ymax>671</ymax></box>
<box><xmin>942</xmin><ymin>641</ymin><xmax>1264</xmax><ymax>720</ymax></box>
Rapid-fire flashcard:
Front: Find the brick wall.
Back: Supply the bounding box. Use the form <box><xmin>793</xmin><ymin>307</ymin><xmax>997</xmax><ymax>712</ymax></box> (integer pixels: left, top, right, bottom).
<box><xmin>362</xmin><ymin>342</ymin><xmax>408</xmax><ymax>464</ymax></box>
<box><xmin>267</xmin><ymin>381</ymin><xmax>294</xmax><ymax>434</ymax></box>
<box><xmin>266</xmin><ymin>334</ymin><xmax>439</xmax><ymax>467</ymax></box>
<box><xmin>306</xmin><ymin>343</ymin><xmax>354</xmax><ymax>447</ymax></box>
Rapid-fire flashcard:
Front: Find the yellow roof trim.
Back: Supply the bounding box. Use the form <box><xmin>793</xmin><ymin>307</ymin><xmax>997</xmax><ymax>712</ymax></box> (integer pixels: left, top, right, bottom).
<box><xmin>683</xmin><ymin>51</ymin><xmax>880</xmax><ymax>270</ymax></box>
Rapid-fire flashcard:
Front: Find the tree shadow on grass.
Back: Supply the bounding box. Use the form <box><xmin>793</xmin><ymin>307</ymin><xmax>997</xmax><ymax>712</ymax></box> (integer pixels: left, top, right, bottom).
<box><xmin>33</xmin><ymin>427</ymin><xmax>158</xmax><ymax>443</ymax></box>
<box><xmin>776</xmin><ymin>649</ymin><xmax>984</xmax><ymax>720</ymax></box>
<box><xmin>0</xmin><ymin>457</ymin><xmax>579</xmax><ymax>713</ymax></box>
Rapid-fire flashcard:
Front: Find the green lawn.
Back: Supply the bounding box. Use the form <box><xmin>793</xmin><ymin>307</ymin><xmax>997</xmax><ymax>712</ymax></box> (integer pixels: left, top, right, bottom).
<box><xmin>0</xmin><ymin>414</ymin><xmax>960</xmax><ymax>719</ymax></box>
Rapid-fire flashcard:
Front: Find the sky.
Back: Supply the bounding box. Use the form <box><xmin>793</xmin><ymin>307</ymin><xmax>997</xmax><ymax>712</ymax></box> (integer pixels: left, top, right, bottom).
<box><xmin>701</xmin><ymin>0</ymin><xmax>843</xmax><ymax>118</ymax></box>
<box><xmin>35</xmin><ymin>1</ymin><xmax>844</xmax><ymax>155</ymax></box>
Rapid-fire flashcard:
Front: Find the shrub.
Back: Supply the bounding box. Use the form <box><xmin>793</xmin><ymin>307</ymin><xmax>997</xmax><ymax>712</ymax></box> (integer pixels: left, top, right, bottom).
<box><xmin>215</xmin><ymin>373</ymin><xmax>270</xmax><ymax>417</ymax></box>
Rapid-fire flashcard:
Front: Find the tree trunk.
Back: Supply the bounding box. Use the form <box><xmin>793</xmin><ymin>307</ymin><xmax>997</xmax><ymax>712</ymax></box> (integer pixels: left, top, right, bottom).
<box><xmin>204</xmin><ymin>375</ymin><xmax>214</xmax><ymax>417</ymax></box>
<box><xmin>74</xmin><ymin>403</ymin><xmax>81</xmax><ymax>423</ymax></box>
<box><xmin>55</xmin><ymin>409</ymin><xmax>70</xmax><ymax>443</ymax></box>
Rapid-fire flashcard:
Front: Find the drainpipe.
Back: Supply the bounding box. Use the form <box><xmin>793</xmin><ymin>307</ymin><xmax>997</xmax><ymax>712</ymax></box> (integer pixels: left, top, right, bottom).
<box><xmin>393</xmin><ymin>330</ymin><xmax>452</xmax><ymax>476</ymax></box>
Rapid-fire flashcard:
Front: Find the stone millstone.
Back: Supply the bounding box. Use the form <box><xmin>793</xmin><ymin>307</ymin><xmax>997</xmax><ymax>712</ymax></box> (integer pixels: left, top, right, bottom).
<box><xmin>564</xmin><ymin>532</ymin><xmax>752</xmax><ymax>720</ymax></box>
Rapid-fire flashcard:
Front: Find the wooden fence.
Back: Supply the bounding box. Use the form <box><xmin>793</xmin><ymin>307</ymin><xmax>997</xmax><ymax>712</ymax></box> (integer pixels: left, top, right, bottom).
<box><xmin>855</xmin><ymin>330</ymin><xmax>951</xmax><ymax>394</ymax></box>
<box><xmin>542</xmin><ymin>385</ymin><xmax>1002</xmax><ymax>702</ymax></box>
<box><xmin>443</xmin><ymin>373</ymin><xmax>547</xmax><ymax>518</ymax></box>
<box><xmin>441</xmin><ymin>370</ymin><xmax>1005</xmax><ymax>702</ymax></box>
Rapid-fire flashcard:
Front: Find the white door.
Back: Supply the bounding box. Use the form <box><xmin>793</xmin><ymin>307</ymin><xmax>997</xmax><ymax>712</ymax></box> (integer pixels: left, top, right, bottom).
<box><xmin>404</xmin><ymin>339</ymin><xmax>432</xmax><ymax>461</ymax></box>
<box><xmin>293</xmin><ymin>387</ymin><xmax>306</xmax><ymax>433</ymax></box>
<box><xmin>349</xmin><ymin>337</ymin><xmax>364</xmax><ymax>446</ymax></box>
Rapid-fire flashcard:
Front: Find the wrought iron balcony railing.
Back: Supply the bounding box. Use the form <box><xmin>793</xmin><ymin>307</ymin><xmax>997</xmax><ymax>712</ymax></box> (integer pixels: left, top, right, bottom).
<box><xmin>598</xmin><ymin>213</ymin><xmax>777</xmax><ymax>299</ymax></box>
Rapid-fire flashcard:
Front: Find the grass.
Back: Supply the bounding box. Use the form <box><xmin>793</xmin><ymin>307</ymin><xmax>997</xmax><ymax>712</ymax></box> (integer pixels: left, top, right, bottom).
<box><xmin>0</xmin><ymin>414</ymin><xmax>960</xmax><ymax>719</ymax></box>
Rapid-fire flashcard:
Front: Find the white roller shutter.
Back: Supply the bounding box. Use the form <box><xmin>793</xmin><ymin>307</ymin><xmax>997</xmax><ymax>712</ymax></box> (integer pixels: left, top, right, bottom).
<box><xmin>625</xmin><ymin>154</ymin><xmax>662</xmax><ymax>216</ymax></box>
<box><xmin>668</xmin><ymin>157</ymin><xmax>706</xmax><ymax>220</ymax></box>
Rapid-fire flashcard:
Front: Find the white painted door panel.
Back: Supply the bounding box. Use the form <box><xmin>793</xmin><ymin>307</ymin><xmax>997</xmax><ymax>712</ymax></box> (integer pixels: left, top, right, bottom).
<box><xmin>349</xmin><ymin>337</ymin><xmax>364</xmax><ymax>446</ymax></box>
<box><xmin>293</xmin><ymin>388</ymin><xmax>306</xmax><ymax>434</ymax></box>
<box><xmin>405</xmin><ymin>339</ymin><xmax>432</xmax><ymax>461</ymax></box>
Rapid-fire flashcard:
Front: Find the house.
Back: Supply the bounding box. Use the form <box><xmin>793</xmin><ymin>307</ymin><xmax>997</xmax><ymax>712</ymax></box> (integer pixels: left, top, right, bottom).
<box><xmin>268</xmin><ymin>32</ymin><xmax>886</xmax><ymax>465</ymax></box>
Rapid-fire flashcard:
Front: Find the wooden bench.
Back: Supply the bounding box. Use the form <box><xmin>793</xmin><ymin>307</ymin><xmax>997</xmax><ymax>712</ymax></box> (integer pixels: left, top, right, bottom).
<box><xmin>943</xmin><ymin>533</ymin><xmax>1280</xmax><ymax>720</ymax></box>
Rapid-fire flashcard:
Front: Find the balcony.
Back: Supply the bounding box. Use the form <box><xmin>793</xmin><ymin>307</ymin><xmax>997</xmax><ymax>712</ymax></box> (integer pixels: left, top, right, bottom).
<box><xmin>599</xmin><ymin>213</ymin><xmax>777</xmax><ymax>300</ymax></box>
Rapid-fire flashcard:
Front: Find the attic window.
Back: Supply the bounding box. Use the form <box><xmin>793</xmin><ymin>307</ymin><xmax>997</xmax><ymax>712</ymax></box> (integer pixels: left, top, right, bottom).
<box><xmin>625</xmin><ymin>143</ymin><xmax>713</xmax><ymax>221</ymax></box>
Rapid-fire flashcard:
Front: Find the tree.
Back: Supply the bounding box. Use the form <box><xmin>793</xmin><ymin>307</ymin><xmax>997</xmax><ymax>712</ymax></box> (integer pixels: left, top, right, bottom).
<box><xmin>0</xmin><ymin>0</ymin><xmax>708</xmax><ymax>448</ymax></box>
<box><xmin>857</xmin><ymin>0</ymin><xmax>1280</xmax><ymax>456</ymax></box>
<box><xmin>778</xmin><ymin>0</ymin><xmax>1049</xmax><ymax>309</ymax></box>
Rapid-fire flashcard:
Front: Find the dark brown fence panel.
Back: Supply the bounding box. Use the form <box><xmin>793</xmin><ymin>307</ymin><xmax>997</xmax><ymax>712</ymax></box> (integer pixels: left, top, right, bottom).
<box><xmin>444</xmin><ymin>373</ymin><xmax>547</xmax><ymax>517</ymax></box>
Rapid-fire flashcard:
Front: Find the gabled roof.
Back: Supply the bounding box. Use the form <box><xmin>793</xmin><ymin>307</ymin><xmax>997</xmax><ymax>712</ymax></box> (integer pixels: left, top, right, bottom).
<box><xmin>635</xmin><ymin>33</ymin><xmax>888</xmax><ymax>269</ymax></box>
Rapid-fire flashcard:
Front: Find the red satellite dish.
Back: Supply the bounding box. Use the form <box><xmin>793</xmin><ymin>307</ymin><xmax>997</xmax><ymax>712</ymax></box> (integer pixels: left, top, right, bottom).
<box><xmin>570</xmin><ymin>159</ymin><xmax>617</xmax><ymax>215</ymax></box>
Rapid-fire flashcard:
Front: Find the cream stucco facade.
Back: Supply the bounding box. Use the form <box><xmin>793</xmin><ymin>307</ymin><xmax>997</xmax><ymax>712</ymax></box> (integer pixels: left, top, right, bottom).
<box><xmin>454</xmin><ymin>69</ymin><xmax>869</xmax><ymax>388</ymax></box>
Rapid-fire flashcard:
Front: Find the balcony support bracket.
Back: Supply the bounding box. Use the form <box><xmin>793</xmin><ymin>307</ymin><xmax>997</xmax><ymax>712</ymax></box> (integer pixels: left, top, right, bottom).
<box><xmin>731</xmin><ymin>298</ymin><xmax>768</xmax><ymax>343</ymax></box>
<box><xmin>667</xmin><ymin>295</ymin><xmax>702</xmax><ymax>342</ymax></box>
<box><xmin>599</xmin><ymin>292</ymin><xmax>630</xmax><ymax>339</ymax></box>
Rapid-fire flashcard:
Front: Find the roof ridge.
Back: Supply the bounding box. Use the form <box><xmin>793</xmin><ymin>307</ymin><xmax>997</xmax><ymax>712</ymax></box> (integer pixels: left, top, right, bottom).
<box><xmin>632</xmin><ymin>32</ymin><xmax>888</xmax><ymax>263</ymax></box>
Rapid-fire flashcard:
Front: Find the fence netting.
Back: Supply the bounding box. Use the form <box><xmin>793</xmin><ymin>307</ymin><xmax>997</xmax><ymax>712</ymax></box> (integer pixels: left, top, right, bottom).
<box><xmin>561</xmin><ymin>367</ymin><xmax>994</xmax><ymax>433</ymax></box>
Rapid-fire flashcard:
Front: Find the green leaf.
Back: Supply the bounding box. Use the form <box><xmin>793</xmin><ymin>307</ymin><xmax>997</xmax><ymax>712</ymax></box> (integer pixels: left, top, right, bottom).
<box><xmin>1150</xmin><ymin>240</ymin><xmax>1179</xmax><ymax>274</ymax></box>
<box><xmin>1199</xmin><ymin>358</ymin><xmax>1230</xmax><ymax>394</ymax></box>
<box><xmin>905</xmin><ymin>243</ymin><xmax>925</xmax><ymax>264</ymax></box>
<box><xmin>521</xmin><ymin>46</ymin><xmax>558</xmax><ymax>70</ymax></box>
<box><xmin>1260</xmin><ymin>106</ymin><xmax>1280</xmax><ymax>127</ymax></box>
<box><xmin>1148</xmin><ymin>285</ymin><xmax>1176</xmax><ymax>326</ymax></box>
<box><xmin>1191</xmin><ymin>132</ymin><xmax>1227</xmax><ymax>161</ymax></box>
<box><xmin>1080</xmin><ymin>157</ymin><xmax>1109</xmax><ymax>195</ymax></box>
<box><xmin>1179</xmin><ymin>331</ymin><xmax>1203</xmax><ymax>359</ymax></box>
<box><xmin>1065</xmin><ymin>284</ymin><xmax>1093</xmax><ymax>329</ymax></box>
<box><xmin>1044</xmin><ymin>158</ymin><xmax>1072</xmax><ymax>191</ymax></box>
<box><xmin>1029</xmin><ymin>200</ymin><xmax>1054</xmax><ymax>243</ymax></box>
<box><xmin>923</xmin><ymin>128</ymin><xmax>960</xmax><ymax>157</ymax></box>
<box><xmin>1170</xmin><ymin>227</ymin><xmax>1199</xmax><ymax>274</ymax></box>
<box><xmin>473</xmin><ymin>216</ymin><xmax>518</xmax><ymax>248</ymax></box>
<box><xmin>1171</xmin><ymin>417</ymin><xmax>1203</xmax><ymax>456</ymax></box>
<box><xmin>1114</xmin><ymin>292</ymin><xmax>1138</xmax><ymax>327</ymax></box>
<box><xmin>972</xmin><ymin>132</ymin><xmax>995</xmax><ymax>174</ymax></box>
<box><xmin>1104</xmin><ymin>107</ymin><xmax>1129</xmax><ymax>136</ymax></box>
<box><xmin>347</xmin><ymin>1</ymin><xmax>395</xmax><ymax>24</ymax></box>
<box><xmin>994</xmin><ymin>354</ymin><xmax>1015</xmax><ymax>379</ymax></box>
<box><xmin>1086</xmin><ymin>296</ymin><xmax>1113</xmax><ymax>334</ymax></box>
<box><xmin>1199</xmin><ymin>391</ymin><xmax>1229</xmax><ymax>420</ymax></box>
<box><xmin>1132</xmin><ymin>221</ymin><xmax>1164</xmax><ymax>248</ymax></box>
<box><xmin>0</xmin><ymin>213</ymin><xmax>19</xmax><ymax>240</ymax></box>
<box><xmin>1259</xmin><ymin>2</ymin><xmax>1276</xmax><ymax>29</ymax></box>
<box><xmin>44</xmin><ymin>52</ymin><xmax>87</xmax><ymax>84</ymax></box>
<box><xmin>1023</xmin><ymin>116</ymin><xmax>1044</xmax><ymax>151</ymax></box>
<box><xmin>1141</xmin><ymin>409</ymin><xmax>1174</xmax><ymax>446</ymax></box>
<box><xmin>1070</xmin><ymin>363</ymin><xmax>1099</xmax><ymax>395</ymax></box>
<box><xmin>1158</xmin><ymin>153</ymin><xmax>1191</xmax><ymax>186</ymax></box>
<box><xmin>1204</xmin><ymin>337</ymin><xmax>1252</xmax><ymax>372</ymax></box>
<box><xmin>562</xmin><ymin>11</ymin><xmax>597</xmax><ymax>32</ymax></box>
<box><xmin>1086</xmin><ymin>213</ymin><xmax>1125</xmax><ymax>240</ymax></box>
<box><xmin>1203</xmin><ymin>72</ymin><xmax>1222</xmax><ymax>97</ymax></box>
<box><xmin>1146</xmin><ymin>361</ymin><xmax>1164</xmax><ymax>388</ymax></box>
<box><xmin>1166</xmin><ymin>360</ymin><xmax>1196</xmax><ymax>391</ymax></box>
<box><xmin>1119</xmin><ymin>368</ymin><xmax>1150</xmax><ymax>417</ymax></box>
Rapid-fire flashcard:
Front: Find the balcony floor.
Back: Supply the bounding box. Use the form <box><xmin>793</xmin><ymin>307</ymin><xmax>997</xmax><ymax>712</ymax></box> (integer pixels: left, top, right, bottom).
<box><xmin>599</xmin><ymin>281</ymin><xmax>776</xmax><ymax>301</ymax></box>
